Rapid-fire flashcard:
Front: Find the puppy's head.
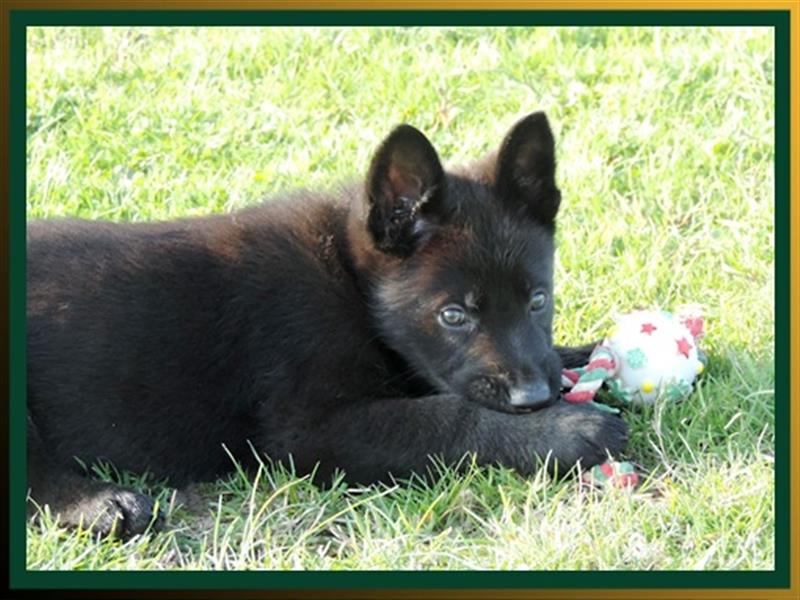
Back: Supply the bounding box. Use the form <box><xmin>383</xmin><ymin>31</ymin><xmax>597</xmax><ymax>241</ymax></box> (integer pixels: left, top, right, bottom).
<box><xmin>355</xmin><ymin>112</ymin><xmax>563</xmax><ymax>413</ymax></box>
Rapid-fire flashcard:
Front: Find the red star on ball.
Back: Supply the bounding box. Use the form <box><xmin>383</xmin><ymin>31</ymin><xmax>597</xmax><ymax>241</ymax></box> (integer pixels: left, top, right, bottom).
<box><xmin>682</xmin><ymin>316</ymin><xmax>704</xmax><ymax>338</ymax></box>
<box><xmin>641</xmin><ymin>322</ymin><xmax>657</xmax><ymax>335</ymax></box>
<box><xmin>676</xmin><ymin>337</ymin><xmax>693</xmax><ymax>358</ymax></box>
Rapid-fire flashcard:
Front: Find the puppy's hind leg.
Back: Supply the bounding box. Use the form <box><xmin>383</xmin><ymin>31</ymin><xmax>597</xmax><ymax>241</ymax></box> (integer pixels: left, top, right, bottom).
<box><xmin>27</xmin><ymin>416</ymin><xmax>163</xmax><ymax>539</ymax></box>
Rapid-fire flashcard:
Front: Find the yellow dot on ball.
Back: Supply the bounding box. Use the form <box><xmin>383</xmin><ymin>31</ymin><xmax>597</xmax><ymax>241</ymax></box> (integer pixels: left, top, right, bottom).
<box><xmin>696</xmin><ymin>362</ymin><xmax>705</xmax><ymax>374</ymax></box>
<box><xmin>641</xmin><ymin>380</ymin><xmax>654</xmax><ymax>393</ymax></box>
<box><xmin>608</xmin><ymin>326</ymin><xmax>620</xmax><ymax>338</ymax></box>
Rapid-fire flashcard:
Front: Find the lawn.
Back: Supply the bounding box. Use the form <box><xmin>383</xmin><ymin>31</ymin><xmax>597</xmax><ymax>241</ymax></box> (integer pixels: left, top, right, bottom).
<box><xmin>25</xmin><ymin>26</ymin><xmax>775</xmax><ymax>570</ymax></box>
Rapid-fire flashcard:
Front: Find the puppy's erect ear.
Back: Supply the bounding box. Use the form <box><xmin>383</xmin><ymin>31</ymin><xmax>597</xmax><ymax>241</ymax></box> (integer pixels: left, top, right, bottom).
<box><xmin>495</xmin><ymin>112</ymin><xmax>561</xmax><ymax>228</ymax></box>
<box><xmin>366</xmin><ymin>124</ymin><xmax>445</xmax><ymax>257</ymax></box>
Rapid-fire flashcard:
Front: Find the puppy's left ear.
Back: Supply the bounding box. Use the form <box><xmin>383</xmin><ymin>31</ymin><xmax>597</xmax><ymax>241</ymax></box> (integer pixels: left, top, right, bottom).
<box><xmin>495</xmin><ymin>112</ymin><xmax>561</xmax><ymax>228</ymax></box>
<box><xmin>366</xmin><ymin>125</ymin><xmax>445</xmax><ymax>257</ymax></box>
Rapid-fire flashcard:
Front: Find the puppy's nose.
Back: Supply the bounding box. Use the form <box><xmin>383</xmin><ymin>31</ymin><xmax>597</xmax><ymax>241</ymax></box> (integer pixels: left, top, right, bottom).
<box><xmin>509</xmin><ymin>380</ymin><xmax>553</xmax><ymax>410</ymax></box>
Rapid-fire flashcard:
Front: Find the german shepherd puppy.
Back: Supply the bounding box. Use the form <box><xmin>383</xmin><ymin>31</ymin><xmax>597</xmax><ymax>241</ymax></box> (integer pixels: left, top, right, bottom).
<box><xmin>27</xmin><ymin>112</ymin><xmax>627</xmax><ymax>538</ymax></box>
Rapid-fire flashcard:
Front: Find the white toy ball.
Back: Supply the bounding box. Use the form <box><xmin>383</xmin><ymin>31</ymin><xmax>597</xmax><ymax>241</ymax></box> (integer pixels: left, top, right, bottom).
<box><xmin>604</xmin><ymin>308</ymin><xmax>705</xmax><ymax>405</ymax></box>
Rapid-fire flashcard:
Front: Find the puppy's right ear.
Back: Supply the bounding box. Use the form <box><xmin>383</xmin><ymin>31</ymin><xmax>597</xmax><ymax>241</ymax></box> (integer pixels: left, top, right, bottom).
<box><xmin>495</xmin><ymin>112</ymin><xmax>561</xmax><ymax>228</ymax></box>
<box><xmin>365</xmin><ymin>125</ymin><xmax>445</xmax><ymax>257</ymax></box>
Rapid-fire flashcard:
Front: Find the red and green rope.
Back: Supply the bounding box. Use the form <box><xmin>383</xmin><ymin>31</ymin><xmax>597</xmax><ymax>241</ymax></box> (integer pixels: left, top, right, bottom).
<box><xmin>561</xmin><ymin>345</ymin><xmax>637</xmax><ymax>488</ymax></box>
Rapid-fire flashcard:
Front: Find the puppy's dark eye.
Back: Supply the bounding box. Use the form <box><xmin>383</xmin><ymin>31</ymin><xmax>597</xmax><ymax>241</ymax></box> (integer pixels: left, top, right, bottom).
<box><xmin>439</xmin><ymin>305</ymin><xmax>467</xmax><ymax>328</ymax></box>
<box><xmin>530</xmin><ymin>291</ymin><xmax>548</xmax><ymax>312</ymax></box>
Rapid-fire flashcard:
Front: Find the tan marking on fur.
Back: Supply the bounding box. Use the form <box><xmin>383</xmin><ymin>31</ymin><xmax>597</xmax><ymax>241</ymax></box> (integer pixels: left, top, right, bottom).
<box><xmin>420</xmin><ymin>291</ymin><xmax>451</xmax><ymax>334</ymax></box>
<box><xmin>424</xmin><ymin>291</ymin><xmax>450</xmax><ymax>313</ymax></box>
<box><xmin>409</xmin><ymin>255</ymin><xmax>442</xmax><ymax>292</ymax></box>
<box><xmin>467</xmin><ymin>333</ymin><xmax>502</xmax><ymax>369</ymax></box>
<box><xmin>206</xmin><ymin>220</ymin><xmax>243</xmax><ymax>262</ymax></box>
<box><xmin>377</xmin><ymin>276</ymin><xmax>413</xmax><ymax>310</ymax></box>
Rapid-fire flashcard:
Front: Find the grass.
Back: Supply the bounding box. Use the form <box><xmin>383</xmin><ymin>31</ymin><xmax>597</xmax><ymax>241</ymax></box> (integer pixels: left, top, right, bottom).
<box><xmin>25</xmin><ymin>26</ymin><xmax>775</xmax><ymax>571</ymax></box>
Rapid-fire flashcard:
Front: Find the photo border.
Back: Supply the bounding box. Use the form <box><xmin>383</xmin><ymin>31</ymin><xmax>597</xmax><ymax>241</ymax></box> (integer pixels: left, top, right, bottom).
<box><xmin>3</xmin><ymin>2</ymin><xmax>796</xmax><ymax>598</ymax></box>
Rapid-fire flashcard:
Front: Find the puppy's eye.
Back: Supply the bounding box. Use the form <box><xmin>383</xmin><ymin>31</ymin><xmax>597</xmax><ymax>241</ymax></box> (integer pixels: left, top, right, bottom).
<box><xmin>439</xmin><ymin>305</ymin><xmax>467</xmax><ymax>328</ymax></box>
<box><xmin>530</xmin><ymin>291</ymin><xmax>548</xmax><ymax>312</ymax></box>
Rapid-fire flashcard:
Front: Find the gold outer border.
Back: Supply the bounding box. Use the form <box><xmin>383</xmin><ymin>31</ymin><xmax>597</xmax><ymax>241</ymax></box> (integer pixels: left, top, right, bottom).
<box><xmin>2</xmin><ymin>1</ymin><xmax>797</xmax><ymax>599</ymax></box>
<box><xmin>1</xmin><ymin>0</ymin><xmax>799</xmax><ymax>8</ymax></box>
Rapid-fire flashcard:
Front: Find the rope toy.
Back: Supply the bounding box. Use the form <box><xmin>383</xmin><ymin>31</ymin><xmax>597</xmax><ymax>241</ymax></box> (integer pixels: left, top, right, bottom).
<box><xmin>563</xmin><ymin>306</ymin><xmax>707</xmax><ymax>489</ymax></box>
<box><xmin>581</xmin><ymin>460</ymin><xmax>640</xmax><ymax>489</ymax></box>
<box><xmin>561</xmin><ymin>345</ymin><xmax>621</xmax><ymax>413</ymax></box>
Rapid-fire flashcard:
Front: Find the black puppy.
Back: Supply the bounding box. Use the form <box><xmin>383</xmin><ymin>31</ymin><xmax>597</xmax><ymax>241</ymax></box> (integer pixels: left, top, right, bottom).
<box><xmin>27</xmin><ymin>112</ymin><xmax>627</xmax><ymax>537</ymax></box>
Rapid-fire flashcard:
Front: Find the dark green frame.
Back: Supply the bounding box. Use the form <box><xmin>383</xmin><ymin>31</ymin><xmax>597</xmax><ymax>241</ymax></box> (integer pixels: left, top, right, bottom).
<box><xmin>8</xmin><ymin>9</ymin><xmax>791</xmax><ymax>591</ymax></box>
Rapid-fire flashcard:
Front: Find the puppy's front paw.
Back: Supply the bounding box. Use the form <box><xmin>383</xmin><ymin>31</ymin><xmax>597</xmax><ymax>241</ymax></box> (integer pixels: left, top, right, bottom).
<box><xmin>534</xmin><ymin>402</ymin><xmax>629</xmax><ymax>473</ymax></box>
<box><xmin>574</xmin><ymin>406</ymin><xmax>629</xmax><ymax>464</ymax></box>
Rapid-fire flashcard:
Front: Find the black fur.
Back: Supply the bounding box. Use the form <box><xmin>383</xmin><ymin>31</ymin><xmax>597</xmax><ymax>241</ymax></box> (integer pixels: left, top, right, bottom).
<box><xmin>27</xmin><ymin>112</ymin><xmax>627</xmax><ymax>537</ymax></box>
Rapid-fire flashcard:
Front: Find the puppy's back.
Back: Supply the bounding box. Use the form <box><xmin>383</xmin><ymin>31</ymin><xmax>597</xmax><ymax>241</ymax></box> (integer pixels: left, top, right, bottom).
<box><xmin>25</xmin><ymin>197</ymin><xmax>372</xmax><ymax>480</ymax></box>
